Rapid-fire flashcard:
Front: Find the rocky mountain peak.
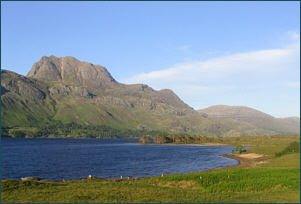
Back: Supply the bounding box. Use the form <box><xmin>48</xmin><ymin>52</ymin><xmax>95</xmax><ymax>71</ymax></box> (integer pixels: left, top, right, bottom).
<box><xmin>26</xmin><ymin>55</ymin><xmax>116</xmax><ymax>88</ymax></box>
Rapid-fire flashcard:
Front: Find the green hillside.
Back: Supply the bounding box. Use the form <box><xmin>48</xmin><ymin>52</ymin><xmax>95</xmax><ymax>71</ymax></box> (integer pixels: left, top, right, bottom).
<box><xmin>1</xmin><ymin>55</ymin><xmax>299</xmax><ymax>137</ymax></box>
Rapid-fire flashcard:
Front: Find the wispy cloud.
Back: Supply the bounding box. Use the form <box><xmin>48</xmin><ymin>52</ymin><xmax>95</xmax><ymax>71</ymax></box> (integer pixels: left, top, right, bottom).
<box><xmin>286</xmin><ymin>82</ymin><xmax>300</xmax><ymax>89</ymax></box>
<box><xmin>125</xmin><ymin>41</ymin><xmax>299</xmax><ymax>84</ymax></box>
<box><xmin>122</xmin><ymin>32</ymin><xmax>300</xmax><ymax>117</ymax></box>
<box><xmin>177</xmin><ymin>45</ymin><xmax>190</xmax><ymax>52</ymax></box>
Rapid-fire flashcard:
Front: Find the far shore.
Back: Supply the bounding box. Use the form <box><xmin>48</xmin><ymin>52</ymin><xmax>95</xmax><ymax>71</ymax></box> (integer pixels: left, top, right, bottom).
<box><xmin>129</xmin><ymin>142</ymin><xmax>231</xmax><ymax>146</ymax></box>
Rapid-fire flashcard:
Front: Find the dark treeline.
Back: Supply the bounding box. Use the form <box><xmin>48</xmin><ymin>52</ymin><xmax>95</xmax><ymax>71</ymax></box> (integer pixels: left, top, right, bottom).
<box><xmin>139</xmin><ymin>133</ymin><xmax>222</xmax><ymax>144</ymax></box>
<box><xmin>1</xmin><ymin>121</ymin><xmax>168</xmax><ymax>139</ymax></box>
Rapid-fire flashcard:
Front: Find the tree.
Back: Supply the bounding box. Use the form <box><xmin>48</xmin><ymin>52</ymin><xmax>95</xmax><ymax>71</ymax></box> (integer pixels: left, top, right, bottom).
<box><xmin>12</xmin><ymin>131</ymin><xmax>26</xmax><ymax>138</ymax></box>
<box><xmin>167</xmin><ymin>134</ymin><xmax>177</xmax><ymax>143</ymax></box>
<box><xmin>159</xmin><ymin>135</ymin><xmax>167</xmax><ymax>143</ymax></box>
<box><xmin>153</xmin><ymin>134</ymin><xmax>159</xmax><ymax>143</ymax></box>
<box><xmin>1</xmin><ymin>127</ymin><xmax>10</xmax><ymax>137</ymax></box>
<box><xmin>139</xmin><ymin>135</ymin><xmax>151</xmax><ymax>143</ymax></box>
<box><xmin>183</xmin><ymin>134</ymin><xmax>193</xmax><ymax>143</ymax></box>
<box><xmin>234</xmin><ymin>145</ymin><xmax>245</xmax><ymax>154</ymax></box>
<box><xmin>175</xmin><ymin>135</ymin><xmax>183</xmax><ymax>142</ymax></box>
<box><xmin>153</xmin><ymin>134</ymin><xmax>167</xmax><ymax>143</ymax></box>
<box><xmin>201</xmin><ymin>136</ymin><xmax>208</xmax><ymax>143</ymax></box>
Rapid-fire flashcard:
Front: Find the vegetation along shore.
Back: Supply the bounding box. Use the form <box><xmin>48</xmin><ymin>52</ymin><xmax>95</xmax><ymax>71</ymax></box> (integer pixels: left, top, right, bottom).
<box><xmin>1</xmin><ymin>134</ymin><xmax>299</xmax><ymax>203</ymax></box>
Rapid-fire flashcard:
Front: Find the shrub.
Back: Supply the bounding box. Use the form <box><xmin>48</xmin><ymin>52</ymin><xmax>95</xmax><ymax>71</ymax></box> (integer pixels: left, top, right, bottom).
<box><xmin>275</xmin><ymin>141</ymin><xmax>300</xmax><ymax>157</ymax></box>
<box><xmin>12</xmin><ymin>131</ymin><xmax>26</xmax><ymax>138</ymax></box>
<box><xmin>234</xmin><ymin>145</ymin><xmax>246</xmax><ymax>154</ymax></box>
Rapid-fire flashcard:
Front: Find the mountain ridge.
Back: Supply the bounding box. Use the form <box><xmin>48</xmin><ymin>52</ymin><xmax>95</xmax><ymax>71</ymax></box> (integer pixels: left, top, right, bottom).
<box><xmin>1</xmin><ymin>55</ymin><xmax>299</xmax><ymax>137</ymax></box>
<box><xmin>198</xmin><ymin>105</ymin><xmax>300</xmax><ymax>135</ymax></box>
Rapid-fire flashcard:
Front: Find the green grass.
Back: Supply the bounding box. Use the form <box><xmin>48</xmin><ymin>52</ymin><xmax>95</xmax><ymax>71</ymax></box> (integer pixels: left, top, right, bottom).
<box><xmin>256</xmin><ymin>153</ymin><xmax>300</xmax><ymax>169</ymax></box>
<box><xmin>147</xmin><ymin>168</ymin><xmax>300</xmax><ymax>193</ymax></box>
<box><xmin>2</xmin><ymin>168</ymin><xmax>299</xmax><ymax>203</ymax></box>
<box><xmin>1</xmin><ymin>134</ymin><xmax>300</xmax><ymax>203</ymax></box>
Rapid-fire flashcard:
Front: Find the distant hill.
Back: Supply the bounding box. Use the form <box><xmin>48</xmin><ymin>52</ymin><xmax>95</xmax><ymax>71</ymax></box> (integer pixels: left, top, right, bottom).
<box><xmin>1</xmin><ymin>55</ymin><xmax>299</xmax><ymax>137</ymax></box>
<box><xmin>279</xmin><ymin>117</ymin><xmax>300</xmax><ymax>124</ymax></box>
<box><xmin>198</xmin><ymin>105</ymin><xmax>300</xmax><ymax>136</ymax></box>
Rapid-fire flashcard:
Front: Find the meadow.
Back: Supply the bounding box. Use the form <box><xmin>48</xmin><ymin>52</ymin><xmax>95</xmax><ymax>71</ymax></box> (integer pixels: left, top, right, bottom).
<box><xmin>1</xmin><ymin>134</ymin><xmax>300</xmax><ymax>203</ymax></box>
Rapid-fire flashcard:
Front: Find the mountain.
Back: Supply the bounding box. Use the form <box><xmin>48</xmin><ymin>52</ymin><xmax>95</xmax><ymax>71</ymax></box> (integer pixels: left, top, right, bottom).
<box><xmin>279</xmin><ymin>117</ymin><xmax>300</xmax><ymax>124</ymax></box>
<box><xmin>1</xmin><ymin>55</ymin><xmax>299</xmax><ymax>137</ymax></box>
<box><xmin>197</xmin><ymin>105</ymin><xmax>300</xmax><ymax>136</ymax></box>
<box><xmin>2</xmin><ymin>56</ymin><xmax>218</xmax><ymax>135</ymax></box>
<box><xmin>26</xmin><ymin>55</ymin><xmax>116</xmax><ymax>88</ymax></box>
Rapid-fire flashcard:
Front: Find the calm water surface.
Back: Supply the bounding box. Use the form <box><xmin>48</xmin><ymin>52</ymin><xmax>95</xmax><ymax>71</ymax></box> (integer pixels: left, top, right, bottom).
<box><xmin>1</xmin><ymin>138</ymin><xmax>239</xmax><ymax>181</ymax></box>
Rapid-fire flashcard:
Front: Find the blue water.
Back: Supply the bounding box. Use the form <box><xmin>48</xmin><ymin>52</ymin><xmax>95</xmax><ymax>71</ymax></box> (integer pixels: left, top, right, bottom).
<box><xmin>1</xmin><ymin>138</ymin><xmax>239</xmax><ymax>181</ymax></box>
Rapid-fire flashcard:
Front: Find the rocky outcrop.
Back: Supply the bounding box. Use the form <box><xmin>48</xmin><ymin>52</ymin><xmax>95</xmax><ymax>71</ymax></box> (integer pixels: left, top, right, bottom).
<box><xmin>17</xmin><ymin>81</ymin><xmax>46</xmax><ymax>100</ymax></box>
<box><xmin>26</xmin><ymin>56</ymin><xmax>62</xmax><ymax>81</ymax></box>
<box><xmin>21</xmin><ymin>177</ymin><xmax>42</xmax><ymax>181</ymax></box>
<box><xmin>26</xmin><ymin>55</ymin><xmax>116</xmax><ymax>88</ymax></box>
<box><xmin>97</xmin><ymin>96</ymin><xmax>132</xmax><ymax>107</ymax></box>
<box><xmin>136</xmin><ymin>124</ymin><xmax>149</xmax><ymax>130</ymax></box>
<box><xmin>160</xmin><ymin>121</ymin><xmax>190</xmax><ymax>133</ymax></box>
<box><xmin>48</xmin><ymin>85</ymin><xmax>95</xmax><ymax>99</ymax></box>
<box><xmin>96</xmin><ymin>95</ymin><xmax>193</xmax><ymax>116</ymax></box>
<box><xmin>1</xmin><ymin>70</ymin><xmax>46</xmax><ymax>100</ymax></box>
<box><xmin>1</xmin><ymin>86</ymin><xmax>10</xmax><ymax>95</ymax></box>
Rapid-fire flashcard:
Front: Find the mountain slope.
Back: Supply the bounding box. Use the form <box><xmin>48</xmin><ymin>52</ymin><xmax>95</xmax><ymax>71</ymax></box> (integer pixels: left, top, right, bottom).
<box><xmin>1</xmin><ymin>70</ymin><xmax>56</xmax><ymax>127</ymax></box>
<box><xmin>198</xmin><ymin>105</ymin><xmax>300</xmax><ymax>135</ymax></box>
<box><xmin>2</xmin><ymin>56</ymin><xmax>219</xmax><ymax>135</ymax></box>
<box><xmin>1</xmin><ymin>55</ymin><xmax>299</xmax><ymax>137</ymax></box>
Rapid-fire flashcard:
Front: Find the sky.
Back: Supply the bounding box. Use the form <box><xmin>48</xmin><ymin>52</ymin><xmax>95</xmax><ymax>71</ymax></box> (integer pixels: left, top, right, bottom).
<box><xmin>1</xmin><ymin>1</ymin><xmax>300</xmax><ymax>118</ymax></box>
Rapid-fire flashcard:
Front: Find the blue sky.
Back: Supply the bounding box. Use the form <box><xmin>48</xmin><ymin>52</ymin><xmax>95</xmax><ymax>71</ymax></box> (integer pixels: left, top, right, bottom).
<box><xmin>1</xmin><ymin>1</ymin><xmax>300</xmax><ymax>118</ymax></box>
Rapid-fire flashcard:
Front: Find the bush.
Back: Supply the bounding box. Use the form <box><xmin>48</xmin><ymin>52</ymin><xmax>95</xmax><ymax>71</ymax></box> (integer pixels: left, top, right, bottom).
<box><xmin>234</xmin><ymin>145</ymin><xmax>246</xmax><ymax>154</ymax></box>
<box><xmin>1</xmin><ymin>127</ymin><xmax>10</xmax><ymax>137</ymax></box>
<box><xmin>139</xmin><ymin>135</ymin><xmax>152</xmax><ymax>143</ymax></box>
<box><xmin>275</xmin><ymin>141</ymin><xmax>300</xmax><ymax>157</ymax></box>
<box><xmin>12</xmin><ymin>131</ymin><xmax>26</xmax><ymax>138</ymax></box>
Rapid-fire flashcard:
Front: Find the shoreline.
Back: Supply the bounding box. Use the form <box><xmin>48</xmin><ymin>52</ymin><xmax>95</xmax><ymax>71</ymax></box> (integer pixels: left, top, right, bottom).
<box><xmin>3</xmin><ymin>144</ymin><xmax>256</xmax><ymax>182</ymax></box>
<box><xmin>129</xmin><ymin>142</ymin><xmax>230</xmax><ymax>146</ymax></box>
<box><xmin>9</xmin><ymin>154</ymin><xmax>250</xmax><ymax>182</ymax></box>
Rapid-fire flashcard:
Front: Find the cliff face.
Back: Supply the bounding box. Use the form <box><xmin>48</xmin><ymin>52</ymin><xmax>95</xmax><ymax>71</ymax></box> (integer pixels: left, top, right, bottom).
<box><xmin>48</xmin><ymin>85</ymin><xmax>95</xmax><ymax>99</ymax></box>
<box><xmin>1</xmin><ymin>70</ymin><xmax>46</xmax><ymax>100</ymax></box>
<box><xmin>26</xmin><ymin>55</ymin><xmax>116</xmax><ymax>88</ymax></box>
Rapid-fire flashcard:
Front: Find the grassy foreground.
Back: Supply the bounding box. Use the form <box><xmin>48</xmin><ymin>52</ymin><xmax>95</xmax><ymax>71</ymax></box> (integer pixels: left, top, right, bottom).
<box><xmin>1</xmin><ymin>134</ymin><xmax>300</xmax><ymax>203</ymax></box>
